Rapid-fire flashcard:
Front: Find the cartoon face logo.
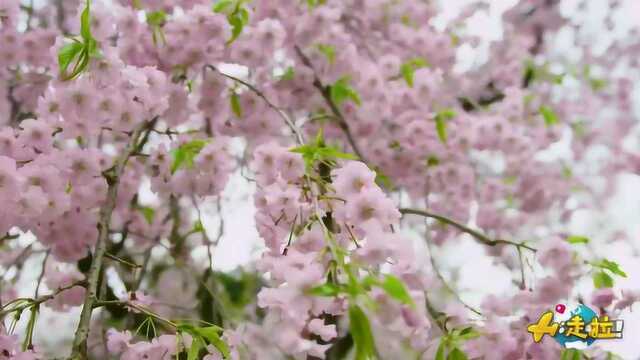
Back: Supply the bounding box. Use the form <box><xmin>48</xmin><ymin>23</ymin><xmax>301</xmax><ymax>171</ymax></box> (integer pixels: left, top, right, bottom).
<box><xmin>527</xmin><ymin>303</ymin><xmax>623</xmax><ymax>349</ymax></box>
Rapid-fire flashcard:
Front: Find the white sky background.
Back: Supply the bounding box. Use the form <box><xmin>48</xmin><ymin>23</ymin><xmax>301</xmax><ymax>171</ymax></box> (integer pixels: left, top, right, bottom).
<box><xmin>6</xmin><ymin>0</ymin><xmax>640</xmax><ymax>358</ymax></box>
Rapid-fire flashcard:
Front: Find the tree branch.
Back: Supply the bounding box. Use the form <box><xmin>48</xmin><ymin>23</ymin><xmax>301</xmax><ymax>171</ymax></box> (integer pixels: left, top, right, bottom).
<box><xmin>0</xmin><ymin>281</ymin><xmax>86</xmax><ymax>319</ymax></box>
<box><xmin>203</xmin><ymin>64</ymin><xmax>305</xmax><ymax>146</ymax></box>
<box><xmin>69</xmin><ymin>119</ymin><xmax>156</xmax><ymax>360</ymax></box>
<box><xmin>399</xmin><ymin>207</ymin><xmax>536</xmax><ymax>252</ymax></box>
<box><xmin>293</xmin><ymin>45</ymin><xmax>369</xmax><ymax>164</ymax></box>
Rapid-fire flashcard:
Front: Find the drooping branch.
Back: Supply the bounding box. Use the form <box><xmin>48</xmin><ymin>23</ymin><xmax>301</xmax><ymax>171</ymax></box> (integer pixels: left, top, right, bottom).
<box><xmin>399</xmin><ymin>207</ymin><xmax>536</xmax><ymax>252</ymax></box>
<box><xmin>423</xmin><ymin>225</ymin><xmax>483</xmax><ymax>316</ymax></box>
<box><xmin>0</xmin><ymin>280</ymin><xmax>86</xmax><ymax>319</ymax></box>
<box><xmin>293</xmin><ymin>45</ymin><xmax>369</xmax><ymax>164</ymax></box>
<box><xmin>69</xmin><ymin>119</ymin><xmax>156</xmax><ymax>360</ymax></box>
<box><xmin>203</xmin><ymin>64</ymin><xmax>306</xmax><ymax>146</ymax></box>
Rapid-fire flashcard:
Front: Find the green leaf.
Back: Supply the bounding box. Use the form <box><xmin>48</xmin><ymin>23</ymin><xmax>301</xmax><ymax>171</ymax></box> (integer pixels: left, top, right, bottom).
<box><xmin>330</xmin><ymin>77</ymin><xmax>361</xmax><ymax>107</ymax></box>
<box><xmin>379</xmin><ymin>275</ymin><xmax>414</xmax><ymax>306</ymax></box>
<box><xmin>170</xmin><ymin>139</ymin><xmax>209</xmax><ymax>174</ymax></box>
<box><xmin>307</xmin><ymin>283</ymin><xmax>342</xmax><ymax>297</ymax></box>
<box><xmin>539</xmin><ymin>105</ymin><xmax>559</xmax><ymax>126</ymax></box>
<box><xmin>195</xmin><ymin>326</ymin><xmax>230</xmax><ymax>358</ymax></box>
<box><xmin>566</xmin><ymin>235</ymin><xmax>589</xmax><ymax>244</ymax></box>
<box><xmin>456</xmin><ymin>327</ymin><xmax>480</xmax><ymax>340</ymax></box>
<box><xmin>58</xmin><ymin>41</ymin><xmax>84</xmax><ymax>77</ymax></box>
<box><xmin>426</xmin><ymin>156</ymin><xmax>440</xmax><ymax>167</ymax></box>
<box><xmin>435</xmin><ymin>117</ymin><xmax>447</xmax><ymax>144</ymax></box>
<box><xmin>306</xmin><ymin>0</ymin><xmax>327</xmax><ymax>8</ymax></box>
<box><xmin>146</xmin><ymin>10</ymin><xmax>167</xmax><ymax>26</ymax></box>
<box><xmin>561</xmin><ymin>349</ymin><xmax>582</xmax><ymax>360</ymax></box>
<box><xmin>80</xmin><ymin>0</ymin><xmax>92</xmax><ymax>41</ymax></box>
<box><xmin>373</xmin><ymin>167</ymin><xmax>394</xmax><ymax>190</ymax></box>
<box><xmin>230</xmin><ymin>92</ymin><xmax>242</xmax><ymax>118</ymax></box>
<box><xmin>435</xmin><ymin>339</ymin><xmax>446</xmax><ymax>360</ymax></box>
<box><xmin>593</xmin><ymin>271</ymin><xmax>614</xmax><ymax>289</ymax></box>
<box><xmin>316</xmin><ymin>44</ymin><xmax>336</xmax><ymax>65</ymax></box>
<box><xmin>594</xmin><ymin>259</ymin><xmax>627</xmax><ymax>277</ymax></box>
<box><xmin>400</xmin><ymin>57</ymin><xmax>429</xmax><ymax>87</ymax></box>
<box><xmin>227</xmin><ymin>7</ymin><xmax>249</xmax><ymax>44</ymax></box>
<box><xmin>212</xmin><ymin>0</ymin><xmax>234</xmax><ymax>13</ymax></box>
<box><xmin>447</xmin><ymin>347</ymin><xmax>468</xmax><ymax>360</ymax></box>
<box><xmin>349</xmin><ymin>305</ymin><xmax>376</xmax><ymax>360</ymax></box>
<box><xmin>137</xmin><ymin>206</ymin><xmax>155</xmax><ymax>225</ymax></box>
<box><xmin>187</xmin><ymin>335</ymin><xmax>204</xmax><ymax>360</ymax></box>
<box><xmin>589</xmin><ymin>78</ymin><xmax>607</xmax><ymax>91</ymax></box>
<box><xmin>434</xmin><ymin>109</ymin><xmax>455</xmax><ymax>145</ymax></box>
<box><xmin>278</xmin><ymin>66</ymin><xmax>295</xmax><ymax>81</ymax></box>
<box><xmin>193</xmin><ymin>220</ymin><xmax>205</xmax><ymax>233</ymax></box>
<box><xmin>214</xmin><ymin>0</ymin><xmax>249</xmax><ymax>44</ymax></box>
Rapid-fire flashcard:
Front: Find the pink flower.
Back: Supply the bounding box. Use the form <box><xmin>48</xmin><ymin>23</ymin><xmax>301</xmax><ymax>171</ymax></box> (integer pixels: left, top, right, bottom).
<box><xmin>307</xmin><ymin>319</ymin><xmax>337</xmax><ymax>342</ymax></box>
<box><xmin>106</xmin><ymin>329</ymin><xmax>132</xmax><ymax>354</ymax></box>
<box><xmin>332</xmin><ymin>161</ymin><xmax>376</xmax><ymax>198</ymax></box>
<box><xmin>591</xmin><ymin>288</ymin><xmax>616</xmax><ymax>309</ymax></box>
<box><xmin>536</xmin><ymin>237</ymin><xmax>573</xmax><ymax>273</ymax></box>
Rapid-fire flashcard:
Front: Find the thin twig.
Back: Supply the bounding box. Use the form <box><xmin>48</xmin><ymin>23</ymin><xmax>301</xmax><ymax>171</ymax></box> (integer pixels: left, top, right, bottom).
<box><xmin>104</xmin><ymin>253</ymin><xmax>141</xmax><ymax>269</ymax></box>
<box><xmin>423</xmin><ymin>225</ymin><xmax>483</xmax><ymax>316</ymax></box>
<box><xmin>293</xmin><ymin>45</ymin><xmax>368</xmax><ymax>164</ymax></box>
<box><xmin>399</xmin><ymin>207</ymin><xmax>536</xmax><ymax>252</ymax></box>
<box><xmin>0</xmin><ymin>281</ymin><xmax>86</xmax><ymax>319</ymax></box>
<box><xmin>203</xmin><ymin>64</ymin><xmax>305</xmax><ymax>145</ymax></box>
<box><xmin>34</xmin><ymin>251</ymin><xmax>51</xmax><ymax>298</ymax></box>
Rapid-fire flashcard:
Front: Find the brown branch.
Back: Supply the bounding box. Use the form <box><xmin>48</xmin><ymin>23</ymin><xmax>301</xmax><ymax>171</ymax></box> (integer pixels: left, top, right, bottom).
<box><xmin>69</xmin><ymin>119</ymin><xmax>156</xmax><ymax>359</ymax></box>
<box><xmin>293</xmin><ymin>45</ymin><xmax>369</xmax><ymax>164</ymax></box>
<box><xmin>399</xmin><ymin>207</ymin><xmax>536</xmax><ymax>252</ymax></box>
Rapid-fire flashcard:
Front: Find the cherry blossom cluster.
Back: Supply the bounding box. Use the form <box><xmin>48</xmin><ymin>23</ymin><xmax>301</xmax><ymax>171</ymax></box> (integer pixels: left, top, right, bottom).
<box><xmin>0</xmin><ymin>0</ymin><xmax>638</xmax><ymax>359</ymax></box>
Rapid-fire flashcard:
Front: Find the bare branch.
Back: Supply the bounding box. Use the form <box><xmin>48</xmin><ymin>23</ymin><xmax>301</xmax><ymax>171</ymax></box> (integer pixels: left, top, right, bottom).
<box><xmin>399</xmin><ymin>207</ymin><xmax>536</xmax><ymax>252</ymax></box>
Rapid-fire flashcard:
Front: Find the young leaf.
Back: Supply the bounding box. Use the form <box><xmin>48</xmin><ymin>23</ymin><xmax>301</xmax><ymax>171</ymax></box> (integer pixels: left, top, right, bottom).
<box><xmin>456</xmin><ymin>327</ymin><xmax>480</xmax><ymax>340</ymax></box>
<box><xmin>306</xmin><ymin>0</ymin><xmax>327</xmax><ymax>8</ymax></box>
<box><xmin>213</xmin><ymin>0</ymin><xmax>249</xmax><ymax>44</ymax></box>
<box><xmin>434</xmin><ymin>109</ymin><xmax>455</xmax><ymax>145</ymax></box>
<box><xmin>316</xmin><ymin>44</ymin><xmax>336</xmax><ymax>65</ymax></box>
<box><xmin>435</xmin><ymin>339</ymin><xmax>446</xmax><ymax>360</ymax></box>
<box><xmin>195</xmin><ymin>326</ymin><xmax>230</xmax><ymax>358</ymax></box>
<box><xmin>593</xmin><ymin>271</ymin><xmax>614</xmax><ymax>289</ymax></box>
<box><xmin>136</xmin><ymin>206</ymin><xmax>155</xmax><ymax>225</ymax></box>
<box><xmin>379</xmin><ymin>275</ymin><xmax>414</xmax><ymax>306</ymax></box>
<box><xmin>594</xmin><ymin>259</ymin><xmax>627</xmax><ymax>277</ymax></box>
<box><xmin>230</xmin><ymin>92</ymin><xmax>242</xmax><ymax>118</ymax></box>
<box><xmin>170</xmin><ymin>139</ymin><xmax>209</xmax><ymax>174</ymax></box>
<box><xmin>399</xmin><ymin>57</ymin><xmax>429</xmax><ymax>87</ymax></box>
<box><xmin>212</xmin><ymin>0</ymin><xmax>234</xmax><ymax>13</ymax></box>
<box><xmin>566</xmin><ymin>235</ymin><xmax>589</xmax><ymax>244</ymax></box>
<box><xmin>330</xmin><ymin>77</ymin><xmax>361</xmax><ymax>107</ymax></box>
<box><xmin>435</xmin><ymin>117</ymin><xmax>447</xmax><ymax>144</ymax></box>
<box><xmin>80</xmin><ymin>0</ymin><xmax>92</xmax><ymax>41</ymax></box>
<box><xmin>561</xmin><ymin>349</ymin><xmax>582</xmax><ymax>360</ymax></box>
<box><xmin>349</xmin><ymin>305</ymin><xmax>376</xmax><ymax>360</ymax></box>
<box><xmin>58</xmin><ymin>42</ymin><xmax>84</xmax><ymax>77</ymax></box>
<box><xmin>307</xmin><ymin>283</ymin><xmax>342</xmax><ymax>297</ymax></box>
<box><xmin>447</xmin><ymin>347</ymin><xmax>468</xmax><ymax>360</ymax></box>
<box><xmin>278</xmin><ymin>66</ymin><xmax>295</xmax><ymax>81</ymax></box>
<box><xmin>146</xmin><ymin>10</ymin><xmax>167</xmax><ymax>26</ymax></box>
<box><xmin>187</xmin><ymin>335</ymin><xmax>204</xmax><ymax>360</ymax></box>
<box><xmin>539</xmin><ymin>105</ymin><xmax>559</xmax><ymax>126</ymax></box>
